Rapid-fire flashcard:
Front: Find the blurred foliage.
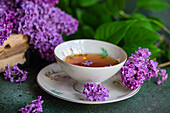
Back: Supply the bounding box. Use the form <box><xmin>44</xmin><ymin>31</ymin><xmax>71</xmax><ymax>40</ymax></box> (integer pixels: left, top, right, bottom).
<box><xmin>159</xmin><ymin>39</ymin><xmax>170</xmax><ymax>60</ymax></box>
<box><xmin>57</xmin><ymin>0</ymin><xmax>170</xmax><ymax>58</ymax></box>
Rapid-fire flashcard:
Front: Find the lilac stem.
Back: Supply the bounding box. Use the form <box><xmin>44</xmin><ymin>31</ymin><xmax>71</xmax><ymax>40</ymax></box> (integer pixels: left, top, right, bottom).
<box><xmin>158</xmin><ymin>62</ymin><xmax>170</xmax><ymax>68</ymax></box>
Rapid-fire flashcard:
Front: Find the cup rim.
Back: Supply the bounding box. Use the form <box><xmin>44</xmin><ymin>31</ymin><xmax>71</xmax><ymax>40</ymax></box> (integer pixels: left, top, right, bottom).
<box><xmin>54</xmin><ymin>39</ymin><xmax>127</xmax><ymax>69</ymax></box>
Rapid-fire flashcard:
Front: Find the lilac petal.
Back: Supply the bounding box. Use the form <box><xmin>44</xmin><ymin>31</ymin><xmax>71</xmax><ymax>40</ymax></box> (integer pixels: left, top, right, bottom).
<box><xmin>4</xmin><ymin>64</ymin><xmax>27</xmax><ymax>83</ymax></box>
<box><xmin>157</xmin><ymin>80</ymin><xmax>162</xmax><ymax>85</ymax></box>
<box><xmin>19</xmin><ymin>96</ymin><xmax>44</xmax><ymax>113</ymax></box>
<box><xmin>82</xmin><ymin>83</ymin><xmax>109</xmax><ymax>101</ymax></box>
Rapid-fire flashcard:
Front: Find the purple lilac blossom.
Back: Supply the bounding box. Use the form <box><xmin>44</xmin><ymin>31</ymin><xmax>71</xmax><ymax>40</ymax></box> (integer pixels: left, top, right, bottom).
<box><xmin>42</xmin><ymin>0</ymin><xmax>59</xmax><ymax>5</ymax></box>
<box><xmin>0</xmin><ymin>0</ymin><xmax>15</xmax><ymax>11</ymax></box>
<box><xmin>0</xmin><ymin>0</ymin><xmax>78</xmax><ymax>61</ymax></box>
<box><xmin>4</xmin><ymin>64</ymin><xmax>27</xmax><ymax>83</ymax></box>
<box><xmin>82</xmin><ymin>83</ymin><xmax>109</xmax><ymax>101</ymax></box>
<box><xmin>82</xmin><ymin>61</ymin><xmax>93</xmax><ymax>66</ymax></box>
<box><xmin>0</xmin><ymin>8</ymin><xmax>16</xmax><ymax>45</ymax></box>
<box><xmin>0</xmin><ymin>0</ymin><xmax>58</xmax><ymax>9</ymax></box>
<box><xmin>22</xmin><ymin>0</ymin><xmax>59</xmax><ymax>6</ymax></box>
<box><xmin>14</xmin><ymin>1</ymin><xmax>78</xmax><ymax>61</ymax></box>
<box><xmin>121</xmin><ymin>47</ymin><xmax>159</xmax><ymax>89</ymax></box>
<box><xmin>19</xmin><ymin>96</ymin><xmax>44</xmax><ymax>113</ymax></box>
<box><xmin>157</xmin><ymin>68</ymin><xmax>168</xmax><ymax>85</ymax></box>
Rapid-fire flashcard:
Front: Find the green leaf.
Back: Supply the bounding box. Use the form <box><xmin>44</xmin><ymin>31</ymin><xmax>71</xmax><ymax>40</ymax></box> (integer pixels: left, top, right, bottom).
<box><xmin>75</xmin><ymin>8</ymin><xmax>83</xmax><ymax>24</ymax></box>
<box><xmin>147</xmin><ymin>44</ymin><xmax>161</xmax><ymax>57</ymax></box>
<box><xmin>105</xmin><ymin>0</ymin><xmax>125</xmax><ymax>15</ymax></box>
<box><xmin>148</xmin><ymin>17</ymin><xmax>164</xmax><ymax>31</ymax></box>
<box><xmin>137</xmin><ymin>0</ymin><xmax>170</xmax><ymax>11</ymax></box>
<box><xmin>63</xmin><ymin>25</ymin><xmax>95</xmax><ymax>41</ymax></box>
<box><xmin>51</xmin><ymin>90</ymin><xmax>63</xmax><ymax>95</ymax></box>
<box><xmin>130</xmin><ymin>13</ymin><xmax>153</xmax><ymax>31</ymax></box>
<box><xmin>152</xmin><ymin>57</ymin><xmax>157</xmax><ymax>62</ymax></box>
<box><xmin>130</xmin><ymin>14</ymin><xmax>164</xmax><ymax>31</ymax></box>
<box><xmin>122</xmin><ymin>44</ymin><xmax>160</xmax><ymax>58</ymax></box>
<box><xmin>130</xmin><ymin>13</ymin><xmax>146</xmax><ymax>19</ymax></box>
<box><xmin>79</xmin><ymin>0</ymin><xmax>99</xmax><ymax>7</ymax></box>
<box><xmin>82</xmin><ymin>4</ymin><xmax>112</xmax><ymax>28</ymax></box>
<box><xmin>159</xmin><ymin>40</ymin><xmax>167</xmax><ymax>49</ymax></box>
<box><xmin>94</xmin><ymin>20</ymin><xmax>136</xmax><ymax>44</ymax></box>
<box><xmin>100</xmin><ymin>48</ymin><xmax>108</xmax><ymax>56</ymax></box>
<box><xmin>120</xmin><ymin>26</ymin><xmax>161</xmax><ymax>57</ymax></box>
<box><xmin>57</xmin><ymin>0</ymin><xmax>73</xmax><ymax>15</ymax></box>
<box><xmin>159</xmin><ymin>40</ymin><xmax>170</xmax><ymax>60</ymax></box>
<box><xmin>70</xmin><ymin>0</ymin><xmax>79</xmax><ymax>7</ymax></box>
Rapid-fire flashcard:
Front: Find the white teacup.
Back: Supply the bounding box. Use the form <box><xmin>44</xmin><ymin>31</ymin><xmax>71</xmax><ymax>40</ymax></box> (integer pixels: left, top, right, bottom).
<box><xmin>54</xmin><ymin>39</ymin><xmax>127</xmax><ymax>84</ymax></box>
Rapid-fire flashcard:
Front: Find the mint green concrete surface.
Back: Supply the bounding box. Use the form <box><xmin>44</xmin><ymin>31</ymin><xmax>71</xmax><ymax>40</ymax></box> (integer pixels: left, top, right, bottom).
<box><xmin>0</xmin><ymin>52</ymin><xmax>170</xmax><ymax>113</ymax></box>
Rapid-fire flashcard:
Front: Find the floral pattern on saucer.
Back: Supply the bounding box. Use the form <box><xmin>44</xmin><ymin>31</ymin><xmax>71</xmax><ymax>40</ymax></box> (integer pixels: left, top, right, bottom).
<box><xmin>37</xmin><ymin>63</ymin><xmax>141</xmax><ymax>104</ymax></box>
<box><xmin>45</xmin><ymin>70</ymin><xmax>71</xmax><ymax>81</ymax></box>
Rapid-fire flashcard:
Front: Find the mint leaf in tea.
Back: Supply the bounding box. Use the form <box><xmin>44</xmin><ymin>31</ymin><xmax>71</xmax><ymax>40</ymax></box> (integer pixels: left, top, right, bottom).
<box><xmin>64</xmin><ymin>53</ymin><xmax>120</xmax><ymax>67</ymax></box>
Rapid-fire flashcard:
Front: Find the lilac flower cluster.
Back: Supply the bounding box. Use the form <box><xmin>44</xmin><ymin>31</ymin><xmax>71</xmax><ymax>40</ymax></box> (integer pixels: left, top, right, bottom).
<box><xmin>0</xmin><ymin>0</ymin><xmax>58</xmax><ymax>9</ymax></box>
<box><xmin>19</xmin><ymin>96</ymin><xmax>44</xmax><ymax>113</ymax></box>
<box><xmin>121</xmin><ymin>47</ymin><xmax>168</xmax><ymax>89</ymax></box>
<box><xmin>0</xmin><ymin>8</ymin><xmax>16</xmax><ymax>45</ymax></box>
<box><xmin>28</xmin><ymin>0</ymin><xmax>59</xmax><ymax>6</ymax></box>
<box><xmin>82</xmin><ymin>83</ymin><xmax>109</xmax><ymax>101</ymax></box>
<box><xmin>4</xmin><ymin>64</ymin><xmax>27</xmax><ymax>83</ymax></box>
<box><xmin>15</xmin><ymin>1</ymin><xmax>78</xmax><ymax>61</ymax></box>
<box><xmin>82</xmin><ymin>61</ymin><xmax>93</xmax><ymax>66</ymax></box>
<box><xmin>157</xmin><ymin>68</ymin><xmax>168</xmax><ymax>85</ymax></box>
<box><xmin>0</xmin><ymin>0</ymin><xmax>78</xmax><ymax>61</ymax></box>
<box><xmin>121</xmin><ymin>47</ymin><xmax>158</xmax><ymax>89</ymax></box>
<box><xmin>42</xmin><ymin>0</ymin><xmax>59</xmax><ymax>6</ymax></box>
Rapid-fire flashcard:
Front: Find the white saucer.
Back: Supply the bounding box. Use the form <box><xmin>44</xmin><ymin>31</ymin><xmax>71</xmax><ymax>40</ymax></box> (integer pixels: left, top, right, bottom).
<box><xmin>37</xmin><ymin>63</ymin><xmax>141</xmax><ymax>104</ymax></box>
